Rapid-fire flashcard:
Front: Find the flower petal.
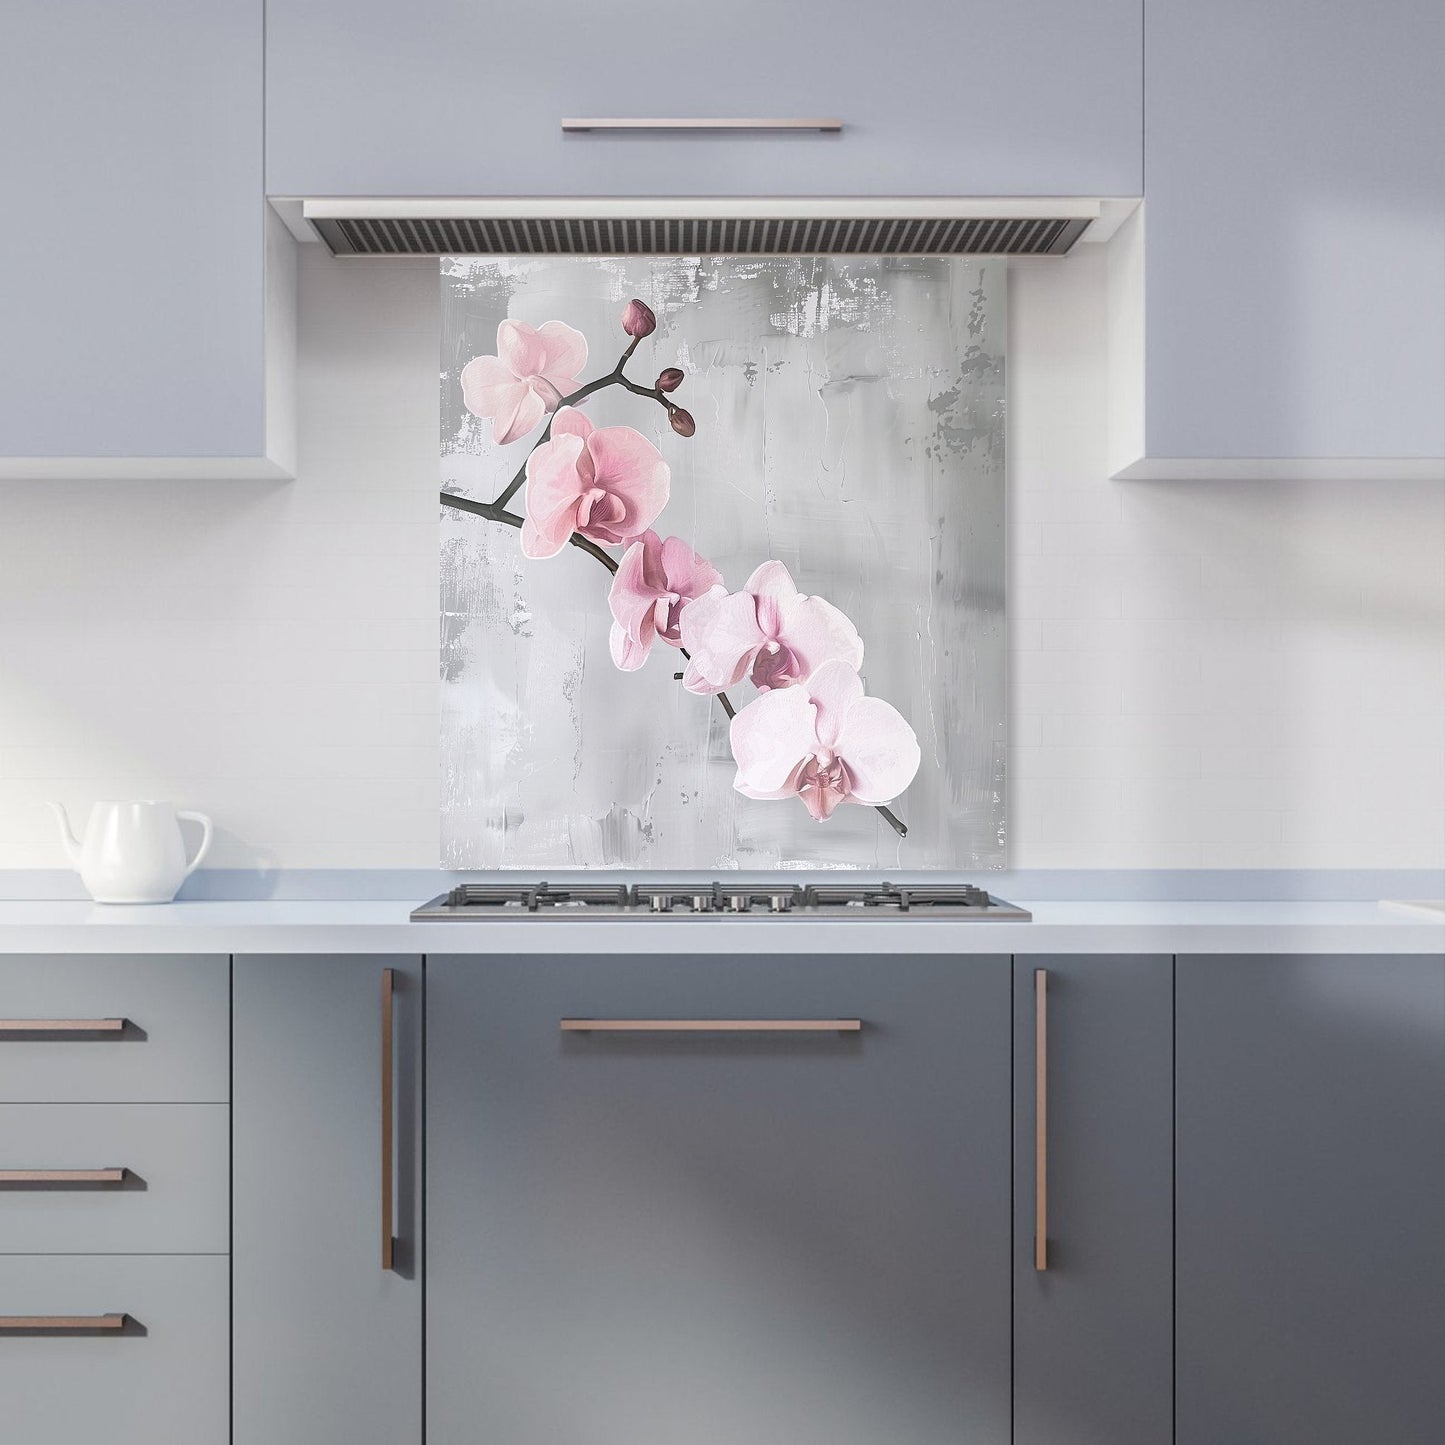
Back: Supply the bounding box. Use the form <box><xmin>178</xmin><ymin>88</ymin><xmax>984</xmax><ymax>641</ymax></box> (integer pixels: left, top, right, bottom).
<box><xmin>729</xmin><ymin>687</ymin><xmax>820</xmax><ymax>799</ymax></box>
<box><xmin>491</xmin><ymin>385</ymin><xmax>548</xmax><ymax>446</ymax></box>
<box><xmin>679</xmin><ymin>587</ymin><xmax>764</xmax><ymax>693</ymax></box>
<box><xmin>659</xmin><ymin>535</ymin><xmax>724</xmax><ymax>601</ymax></box>
<box><xmin>579</xmin><ymin>425</ymin><xmax>670</xmax><ymax>543</ymax></box>
<box><xmin>495</xmin><ymin>318</ymin><xmax>548</xmax><ymax>379</ymax></box>
<box><xmin>608</xmin><ymin>534</ymin><xmax>662</xmax><ymax>645</ymax></box>
<box><xmin>798</xmin><ymin>658</ymin><xmax>866</xmax><ymax>750</ymax></box>
<box><xmin>535</xmin><ymin>320</ymin><xmax>588</xmax><ymax>387</ymax></box>
<box><xmin>743</xmin><ymin>559</ymin><xmax>800</xmax><ymax>637</ymax></box>
<box><xmin>549</xmin><ymin>405</ymin><xmax>594</xmax><ymax>441</ymax></box>
<box><xmin>519</xmin><ymin>501</ymin><xmax>578</xmax><ymax>560</ymax></box>
<box><xmin>521</xmin><ymin>433</ymin><xmax>587</xmax><ymax>559</ymax></box>
<box><xmin>609</xmin><ymin>619</ymin><xmax>653</xmax><ymax>671</ymax></box>
<box><xmin>743</xmin><ymin>560</ymin><xmax>801</xmax><ymax>606</ymax></box>
<box><xmin>459</xmin><ymin>355</ymin><xmax>517</xmax><ymax>417</ymax></box>
<box><xmin>834</xmin><ymin>695</ymin><xmax>921</xmax><ymax>802</ymax></box>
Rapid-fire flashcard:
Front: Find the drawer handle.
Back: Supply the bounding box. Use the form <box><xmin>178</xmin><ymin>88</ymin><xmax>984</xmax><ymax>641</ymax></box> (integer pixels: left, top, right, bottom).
<box><xmin>381</xmin><ymin>968</ymin><xmax>396</xmax><ymax>1273</ymax></box>
<box><xmin>0</xmin><ymin>1168</ymin><xmax>128</xmax><ymax>1186</ymax></box>
<box><xmin>0</xmin><ymin>1018</ymin><xmax>128</xmax><ymax>1036</ymax></box>
<box><xmin>562</xmin><ymin>117</ymin><xmax>843</xmax><ymax>134</ymax></box>
<box><xmin>560</xmin><ymin>1019</ymin><xmax>862</xmax><ymax>1033</ymax></box>
<box><xmin>1034</xmin><ymin>969</ymin><xmax>1049</xmax><ymax>1272</ymax></box>
<box><xmin>0</xmin><ymin>1314</ymin><xmax>129</xmax><ymax>1332</ymax></box>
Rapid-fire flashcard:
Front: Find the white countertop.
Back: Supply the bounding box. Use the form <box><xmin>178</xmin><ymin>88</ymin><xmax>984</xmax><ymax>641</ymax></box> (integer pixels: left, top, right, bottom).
<box><xmin>0</xmin><ymin>899</ymin><xmax>1439</xmax><ymax>954</ymax></box>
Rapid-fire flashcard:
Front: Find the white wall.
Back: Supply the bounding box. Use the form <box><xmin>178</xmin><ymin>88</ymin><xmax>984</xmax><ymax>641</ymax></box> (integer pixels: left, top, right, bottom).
<box><xmin>1</xmin><ymin>243</ymin><xmax>1441</xmax><ymax>870</ymax></box>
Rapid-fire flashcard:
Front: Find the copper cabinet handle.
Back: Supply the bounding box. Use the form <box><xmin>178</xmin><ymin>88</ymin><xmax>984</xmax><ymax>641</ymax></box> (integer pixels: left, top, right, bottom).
<box><xmin>0</xmin><ymin>1314</ymin><xmax>128</xmax><ymax>1331</ymax></box>
<box><xmin>380</xmin><ymin>968</ymin><xmax>396</xmax><ymax>1272</ymax></box>
<box><xmin>562</xmin><ymin>117</ymin><xmax>842</xmax><ymax>134</ymax></box>
<box><xmin>1034</xmin><ymin>969</ymin><xmax>1049</xmax><ymax>1271</ymax></box>
<box><xmin>560</xmin><ymin>1018</ymin><xmax>862</xmax><ymax>1033</ymax></box>
<box><xmin>0</xmin><ymin>1169</ymin><xmax>128</xmax><ymax>1185</ymax></box>
<box><xmin>0</xmin><ymin>1018</ymin><xmax>128</xmax><ymax>1036</ymax></box>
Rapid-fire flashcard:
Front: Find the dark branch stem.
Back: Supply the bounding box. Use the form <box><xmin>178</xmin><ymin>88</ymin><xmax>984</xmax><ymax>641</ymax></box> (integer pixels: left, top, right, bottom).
<box><xmin>440</xmin><ymin>491</ymin><xmax>739</xmax><ymax>722</ymax></box>
<box><xmin>441</xmin><ymin>492</ymin><xmax>618</xmax><ymax>573</ymax></box>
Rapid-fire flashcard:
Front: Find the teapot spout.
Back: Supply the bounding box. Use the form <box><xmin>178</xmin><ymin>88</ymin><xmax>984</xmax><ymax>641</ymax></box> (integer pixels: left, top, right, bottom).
<box><xmin>47</xmin><ymin>801</ymin><xmax>82</xmax><ymax>865</ymax></box>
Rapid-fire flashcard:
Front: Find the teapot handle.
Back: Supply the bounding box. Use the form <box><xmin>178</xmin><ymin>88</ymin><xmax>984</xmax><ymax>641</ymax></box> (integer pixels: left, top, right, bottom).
<box><xmin>176</xmin><ymin>811</ymin><xmax>213</xmax><ymax>877</ymax></box>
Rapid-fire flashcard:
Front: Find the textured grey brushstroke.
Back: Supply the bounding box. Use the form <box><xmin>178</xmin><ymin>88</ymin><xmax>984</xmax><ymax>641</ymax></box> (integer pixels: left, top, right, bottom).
<box><xmin>439</xmin><ymin>256</ymin><xmax>1006</xmax><ymax>870</ymax></box>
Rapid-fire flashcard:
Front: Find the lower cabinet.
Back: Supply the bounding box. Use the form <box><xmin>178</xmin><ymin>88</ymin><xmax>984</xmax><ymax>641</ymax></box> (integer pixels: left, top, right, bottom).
<box><xmin>0</xmin><ymin>1255</ymin><xmax>228</xmax><ymax>1444</ymax></box>
<box><xmin>1176</xmin><ymin>953</ymin><xmax>1445</xmax><ymax>1445</ymax></box>
<box><xmin>1013</xmin><ymin>955</ymin><xmax>1173</xmax><ymax>1445</ymax></box>
<box><xmin>426</xmin><ymin>953</ymin><xmax>1014</xmax><ymax>1445</ymax></box>
<box><xmin>232</xmin><ymin>955</ymin><xmax>423</xmax><ymax>1445</ymax></box>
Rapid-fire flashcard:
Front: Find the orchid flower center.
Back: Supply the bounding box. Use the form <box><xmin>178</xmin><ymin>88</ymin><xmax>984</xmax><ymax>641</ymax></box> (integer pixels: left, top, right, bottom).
<box><xmin>531</xmin><ymin>376</ymin><xmax>565</xmax><ymax>407</ymax></box>
<box><xmin>791</xmin><ymin>753</ymin><xmax>853</xmax><ymax>821</ymax></box>
<box><xmin>751</xmin><ymin>641</ymin><xmax>802</xmax><ymax>692</ymax></box>
<box><xmin>576</xmin><ymin>488</ymin><xmax>624</xmax><ymax>529</ymax></box>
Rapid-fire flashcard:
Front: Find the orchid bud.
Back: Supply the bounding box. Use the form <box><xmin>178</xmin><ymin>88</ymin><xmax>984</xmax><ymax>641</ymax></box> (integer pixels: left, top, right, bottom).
<box><xmin>655</xmin><ymin>367</ymin><xmax>684</xmax><ymax>393</ymax></box>
<box><xmin>621</xmin><ymin>299</ymin><xmax>656</xmax><ymax>339</ymax></box>
<box><xmin>669</xmin><ymin>406</ymin><xmax>696</xmax><ymax>438</ymax></box>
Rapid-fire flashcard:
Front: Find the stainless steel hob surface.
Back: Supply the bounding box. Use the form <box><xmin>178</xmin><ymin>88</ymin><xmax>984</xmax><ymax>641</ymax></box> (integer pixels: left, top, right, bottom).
<box><xmin>411</xmin><ymin>881</ymin><xmax>1030</xmax><ymax>921</ymax></box>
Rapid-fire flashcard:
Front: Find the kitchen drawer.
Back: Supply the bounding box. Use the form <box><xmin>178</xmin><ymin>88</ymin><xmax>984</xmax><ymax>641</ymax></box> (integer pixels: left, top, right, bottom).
<box><xmin>0</xmin><ymin>1104</ymin><xmax>228</xmax><ymax>1254</ymax></box>
<box><xmin>0</xmin><ymin>1254</ymin><xmax>227</xmax><ymax>1445</ymax></box>
<box><xmin>0</xmin><ymin>955</ymin><xmax>227</xmax><ymax>1103</ymax></box>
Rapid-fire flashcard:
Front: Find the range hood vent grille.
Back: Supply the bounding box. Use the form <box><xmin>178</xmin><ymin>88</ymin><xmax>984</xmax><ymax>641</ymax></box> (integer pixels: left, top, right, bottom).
<box><xmin>311</xmin><ymin>213</ymin><xmax>1091</xmax><ymax>258</ymax></box>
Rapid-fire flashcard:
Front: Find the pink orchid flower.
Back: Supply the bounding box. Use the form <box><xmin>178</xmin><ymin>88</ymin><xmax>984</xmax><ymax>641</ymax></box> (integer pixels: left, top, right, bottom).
<box><xmin>521</xmin><ymin>407</ymin><xmax>670</xmax><ymax>560</ymax></box>
<box><xmin>729</xmin><ymin>659</ymin><xmax>920</xmax><ymax>821</ymax></box>
<box><xmin>460</xmin><ymin>319</ymin><xmax>588</xmax><ymax>445</ymax></box>
<box><xmin>608</xmin><ymin>531</ymin><xmax>724</xmax><ymax>671</ymax></box>
<box><xmin>679</xmin><ymin>560</ymin><xmax>864</xmax><ymax>695</ymax></box>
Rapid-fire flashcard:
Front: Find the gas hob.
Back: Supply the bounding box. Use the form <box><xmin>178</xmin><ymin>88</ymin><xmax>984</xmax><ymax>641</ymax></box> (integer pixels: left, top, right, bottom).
<box><xmin>411</xmin><ymin>881</ymin><xmax>1030</xmax><ymax>921</ymax></box>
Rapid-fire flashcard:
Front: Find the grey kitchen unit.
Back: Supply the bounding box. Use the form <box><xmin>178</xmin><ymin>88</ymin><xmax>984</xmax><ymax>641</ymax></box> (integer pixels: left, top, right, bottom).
<box><xmin>1130</xmin><ymin>0</ymin><xmax>1445</xmax><ymax>476</ymax></box>
<box><xmin>1176</xmin><ymin>952</ymin><xmax>1445</xmax><ymax>1445</ymax></box>
<box><xmin>427</xmin><ymin>953</ymin><xmax>1014</xmax><ymax>1445</ymax></box>
<box><xmin>1012</xmin><ymin>955</ymin><xmax>1173</xmax><ymax>1445</ymax></box>
<box><xmin>232</xmin><ymin>955</ymin><xmax>423</xmax><ymax>1445</ymax></box>
<box><xmin>0</xmin><ymin>954</ymin><xmax>230</xmax><ymax>1444</ymax></box>
<box><xmin>265</xmin><ymin>0</ymin><xmax>1141</xmax><ymax>198</ymax></box>
<box><xmin>0</xmin><ymin>0</ymin><xmax>293</xmax><ymax>479</ymax></box>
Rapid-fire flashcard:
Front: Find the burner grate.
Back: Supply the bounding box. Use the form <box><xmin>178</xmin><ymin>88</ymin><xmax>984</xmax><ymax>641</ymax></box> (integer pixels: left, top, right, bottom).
<box><xmin>413</xmin><ymin>881</ymin><xmax>1028</xmax><ymax>920</ymax></box>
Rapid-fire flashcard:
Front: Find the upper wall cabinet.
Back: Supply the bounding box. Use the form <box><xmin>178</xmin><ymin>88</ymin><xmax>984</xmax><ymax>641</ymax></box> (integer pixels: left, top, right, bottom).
<box><xmin>1111</xmin><ymin>0</ymin><xmax>1445</xmax><ymax>480</ymax></box>
<box><xmin>265</xmin><ymin>1</ymin><xmax>1143</xmax><ymax>199</ymax></box>
<box><xmin>0</xmin><ymin>1</ymin><xmax>293</xmax><ymax>480</ymax></box>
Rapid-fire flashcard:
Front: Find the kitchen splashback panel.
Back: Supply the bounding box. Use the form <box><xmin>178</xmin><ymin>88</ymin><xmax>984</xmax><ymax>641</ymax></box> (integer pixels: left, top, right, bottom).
<box><xmin>439</xmin><ymin>255</ymin><xmax>1005</xmax><ymax>869</ymax></box>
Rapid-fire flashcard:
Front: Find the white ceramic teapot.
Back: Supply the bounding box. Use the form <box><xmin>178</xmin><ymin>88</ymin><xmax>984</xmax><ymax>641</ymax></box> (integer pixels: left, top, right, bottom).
<box><xmin>49</xmin><ymin>801</ymin><xmax>213</xmax><ymax>904</ymax></box>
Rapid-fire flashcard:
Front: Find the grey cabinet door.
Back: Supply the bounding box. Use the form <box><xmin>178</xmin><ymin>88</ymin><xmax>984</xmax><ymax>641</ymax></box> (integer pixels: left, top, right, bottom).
<box><xmin>267</xmin><ymin>1</ymin><xmax>1141</xmax><ymax>197</ymax></box>
<box><xmin>0</xmin><ymin>0</ymin><xmax>285</xmax><ymax>475</ymax></box>
<box><xmin>1013</xmin><ymin>956</ymin><xmax>1173</xmax><ymax>1445</ymax></box>
<box><xmin>0</xmin><ymin>1255</ymin><xmax>228</xmax><ymax>1445</ymax></box>
<box><xmin>1176</xmin><ymin>953</ymin><xmax>1445</xmax><ymax>1445</ymax></box>
<box><xmin>1138</xmin><ymin>1</ymin><xmax>1445</xmax><ymax>471</ymax></box>
<box><xmin>427</xmin><ymin>953</ymin><xmax>1012</xmax><ymax>1445</ymax></box>
<box><xmin>233</xmin><ymin>955</ymin><xmax>422</xmax><ymax>1445</ymax></box>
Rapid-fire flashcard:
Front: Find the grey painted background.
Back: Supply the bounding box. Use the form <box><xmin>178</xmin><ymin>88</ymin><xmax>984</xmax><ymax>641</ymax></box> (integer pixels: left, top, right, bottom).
<box><xmin>440</xmin><ymin>256</ymin><xmax>1005</xmax><ymax>869</ymax></box>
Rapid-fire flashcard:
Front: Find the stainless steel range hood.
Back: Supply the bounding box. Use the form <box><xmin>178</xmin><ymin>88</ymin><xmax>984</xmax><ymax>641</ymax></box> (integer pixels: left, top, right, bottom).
<box><xmin>299</xmin><ymin>197</ymin><xmax>1103</xmax><ymax>258</ymax></box>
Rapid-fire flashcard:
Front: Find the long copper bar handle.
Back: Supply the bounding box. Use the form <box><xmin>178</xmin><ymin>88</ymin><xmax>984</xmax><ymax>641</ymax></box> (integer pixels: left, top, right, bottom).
<box><xmin>1034</xmin><ymin>969</ymin><xmax>1049</xmax><ymax>1272</ymax></box>
<box><xmin>560</xmin><ymin>1018</ymin><xmax>862</xmax><ymax>1033</ymax></box>
<box><xmin>562</xmin><ymin>117</ymin><xmax>843</xmax><ymax>134</ymax></box>
<box><xmin>0</xmin><ymin>1169</ymin><xmax>128</xmax><ymax>1185</ymax></box>
<box><xmin>0</xmin><ymin>1018</ymin><xmax>127</xmax><ymax>1036</ymax></box>
<box><xmin>380</xmin><ymin>968</ymin><xmax>395</xmax><ymax>1273</ymax></box>
<box><xmin>0</xmin><ymin>1314</ymin><xmax>128</xmax><ymax>1331</ymax></box>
